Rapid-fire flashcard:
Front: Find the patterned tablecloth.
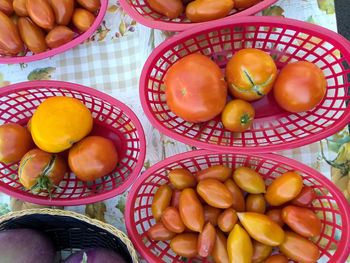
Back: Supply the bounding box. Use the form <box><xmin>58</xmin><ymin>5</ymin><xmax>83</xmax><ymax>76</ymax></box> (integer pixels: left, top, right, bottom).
<box><xmin>0</xmin><ymin>0</ymin><xmax>349</xmax><ymax>262</ymax></box>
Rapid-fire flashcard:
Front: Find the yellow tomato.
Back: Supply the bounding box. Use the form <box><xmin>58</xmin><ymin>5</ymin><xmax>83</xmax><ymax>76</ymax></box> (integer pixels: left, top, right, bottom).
<box><xmin>227</xmin><ymin>224</ymin><xmax>253</xmax><ymax>263</ymax></box>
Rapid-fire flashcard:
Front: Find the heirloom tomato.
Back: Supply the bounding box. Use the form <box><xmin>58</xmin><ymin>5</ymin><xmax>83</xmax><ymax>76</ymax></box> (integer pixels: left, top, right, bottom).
<box><xmin>291</xmin><ymin>185</ymin><xmax>317</xmax><ymax>207</ymax></box>
<box><xmin>221</xmin><ymin>99</ymin><xmax>255</xmax><ymax>132</ymax></box>
<box><xmin>147</xmin><ymin>222</ymin><xmax>175</xmax><ymax>241</ymax></box>
<box><xmin>233</xmin><ymin>166</ymin><xmax>266</xmax><ymax>194</ymax></box>
<box><xmin>179</xmin><ymin>188</ymin><xmax>204</xmax><ymax>232</ymax></box>
<box><xmin>72</xmin><ymin>8</ymin><xmax>95</xmax><ymax>31</ymax></box>
<box><xmin>45</xmin><ymin>26</ymin><xmax>75</xmax><ymax>48</ymax></box>
<box><xmin>168</xmin><ymin>168</ymin><xmax>196</xmax><ymax>189</ymax></box>
<box><xmin>196</xmin><ymin>165</ymin><xmax>232</xmax><ymax>182</ymax></box>
<box><xmin>251</xmin><ymin>240</ymin><xmax>272</xmax><ymax>263</ymax></box>
<box><xmin>18</xmin><ymin>17</ymin><xmax>47</xmax><ymax>54</ymax></box>
<box><xmin>197</xmin><ymin>222</ymin><xmax>216</xmax><ymax>257</ymax></box>
<box><xmin>186</xmin><ymin>0</ymin><xmax>234</xmax><ymax>22</ymax></box>
<box><xmin>234</xmin><ymin>0</ymin><xmax>259</xmax><ymax>8</ymax></box>
<box><xmin>151</xmin><ymin>185</ymin><xmax>173</xmax><ymax>221</ymax></box>
<box><xmin>76</xmin><ymin>0</ymin><xmax>101</xmax><ymax>13</ymax></box>
<box><xmin>227</xmin><ymin>224</ymin><xmax>253</xmax><ymax>263</ymax></box>
<box><xmin>161</xmin><ymin>206</ymin><xmax>185</xmax><ymax>233</ymax></box>
<box><xmin>197</xmin><ymin>178</ymin><xmax>233</xmax><ymax>208</ymax></box>
<box><xmin>266</xmin><ymin>208</ymin><xmax>284</xmax><ymax>227</ymax></box>
<box><xmin>26</xmin><ymin>0</ymin><xmax>55</xmax><ymax>29</ymax></box>
<box><xmin>264</xmin><ymin>254</ymin><xmax>289</xmax><ymax>263</ymax></box>
<box><xmin>170</xmin><ymin>233</ymin><xmax>198</xmax><ymax>258</ymax></box>
<box><xmin>171</xmin><ymin>189</ymin><xmax>182</xmax><ymax>209</ymax></box>
<box><xmin>212</xmin><ymin>229</ymin><xmax>229</xmax><ymax>263</ymax></box>
<box><xmin>50</xmin><ymin>0</ymin><xmax>74</xmax><ymax>25</ymax></box>
<box><xmin>0</xmin><ymin>11</ymin><xmax>24</xmax><ymax>55</ymax></box>
<box><xmin>217</xmin><ymin>208</ymin><xmax>237</xmax><ymax>233</ymax></box>
<box><xmin>246</xmin><ymin>194</ymin><xmax>266</xmax><ymax>213</ymax></box>
<box><xmin>224</xmin><ymin>178</ymin><xmax>245</xmax><ymax>211</ymax></box>
<box><xmin>148</xmin><ymin>0</ymin><xmax>183</xmax><ymax>19</ymax></box>
<box><xmin>203</xmin><ymin>205</ymin><xmax>221</xmax><ymax>226</ymax></box>
<box><xmin>0</xmin><ymin>0</ymin><xmax>12</xmax><ymax>16</ymax></box>
<box><xmin>13</xmin><ymin>0</ymin><xmax>28</xmax><ymax>16</ymax></box>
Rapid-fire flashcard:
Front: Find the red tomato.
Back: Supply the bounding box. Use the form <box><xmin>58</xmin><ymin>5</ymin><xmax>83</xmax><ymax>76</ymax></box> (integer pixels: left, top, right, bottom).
<box><xmin>234</xmin><ymin>0</ymin><xmax>259</xmax><ymax>8</ymax></box>
<box><xmin>217</xmin><ymin>208</ymin><xmax>237</xmax><ymax>233</ymax></box>
<box><xmin>72</xmin><ymin>8</ymin><xmax>95</xmax><ymax>31</ymax></box>
<box><xmin>26</xmin><ymin>0</ymin><xmax>55</xmax><ymax>29</ymax></box>
<box><xmin>13</xmin><ymin>0</ymin><xmax>28</xmax><ymax>16</ymax></box>
<box><xmin>197</xmin><ymin>222</ymin><xmax>216</xmax><ymax>257</ymax></box>
<box><xmin>221</xmin><ymin>99</ymin><xmax>255</xmax><ymax>132</ymax></box>
<box><xmin>264</xmin><ymin>254</ymin><xmax>289</xmax><ymax>263</ymax></box>
<box><xmin>148</xmin><ymin>0</ymin><xmax>184</xmax><ymax>19</ymax></box>
<box><xmin>251</xmin><ymin>240</ymin><xmax>272</xmax><ymax>263</ymax></box>
<box><xmin>196</xmin><ymin>165</ymin><xmax>232</xmax><ymax>182</ymax></box>
<box><xmin>224</xmin><ymin>179</ymin><xmax>245</xmax><ymax>212</ymax></box>
<box><xmin>0</xmin><ymin>11</ymin><xmax>24</xmax><ymax>55</ymax></box>
<box><xmin>50</xmin><ymin>0</ymin><xmax>74</xmax><ymax>25</ymax></box>
<box><xmin>168</xmin><ymin>168</ymin><xmax>196</xmax><ymax>189</ymax></box>
<box><xmin>246</xmin><ymin>194</ymin><xmax>266</xmax><ymax>214</ymax></box>
<box><xmin>179</xmin><ymin>188</ymin><xmax>204</xmax><ymax>232</ymax></box>
<box><xmin>170</xmin><ymin>233</ymin><xmax>198</xmax><ymax>258</ymax></box>
<box><xmin>147</xmin><ymin>222</ymin><xmax>176</xmax><ymax>241</ymax></box>
<box><xmin>203</xmin><ymin>205</ymin><xmax>221</xmax><ymax>226</ymax></box>
<box><xmin>161</xmin><ymin>207</ymin><xmax>185</xmax><ymax>233</ymax></box>
<box><xmin>186</xmin><ymin>0</ymin><xmax>234</xmax><ymax>22</ymax></box>
<box><xmin>291</xmin><ymin>185</ymin><xmax>317</xmax><ymax>207</ymax></box>
<box><xmin>273</xmin><ymin>61</ymin><xmax>326</xmax><ymax>113</ymax></box>
<box><xmin>0</xmin><ymin>0</ymin><xmax>13</xmax><ymax>16</ymax></box>
<box><xmin>18</xmin><ymin>17</ymin><xmax>47</xmax><ymax>54</ymax></box>
<box><xmin>212</xmin><ymin>229</ymin><xmax>229</xmax><ymax>263</ymax></box>
<box><xmin>266</xmin><ymin>209</ymin><xmax>284</xmax><ymax>227</ymax></box>
<box><xmin>76</xmin><ymin>0</ymin><xmax>101</xmax><ymax>13</ymax></box>
<box><xmin>45</xmin><ymin>26</ymin><xmax>75</xmax><ymax>48</ymax></box>
<box><xmin>197</xmin><ymin>179</ymin><xmax>233</xmax><ymax>208</ymax></box>
<box><xmin>164</xmin><ymin>54</ymin><xmax>227</xmax><ymax>123</ymax></box>
<box><xmin>171</xmin><ymin>189</ymin><xmax>182</xmax><ymax>209</ymax></box>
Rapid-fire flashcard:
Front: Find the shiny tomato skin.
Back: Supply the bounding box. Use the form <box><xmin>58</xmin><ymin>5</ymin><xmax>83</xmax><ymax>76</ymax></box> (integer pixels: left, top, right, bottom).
<box><xmin>148</xmin><ymin>0</ymin><xmax>183</xmax><ymax>19</ymax></box>
<box><xmin>18</xmin><ymin>17</ymin><xmax>47</xmax><ymax>54</ymax></box>
<box><xmin>161</xmin><ymin>206</ymin><xmax>185</xmax><ymax>233</ymax></box>
<box><xmin>179</xmin><ymin>188</ymin><xmax>204</xmax><ymax>232</ymax></box>
<box><xmin>233</xmin><ymin>166</ymin><xmax>266</xmax><ymax>194</ymax></box>
<box><xmin>45</xmin><ymin>25</ymin><xmax>75</xmax><ymax>48</ymax></box>
<box><xmin>217</xmin><ymin>208</ymin><xmax>237</xmax><ymax>233</ymax></box>
<box><xmin>203</xmin><ymin>205</ymin><xmax>221</xmax><ymax>226</ymax></box>
<box><xmin>234</xmin><ymin>0</ymin><xmax>259</xmax><ymax>8</ymax></box>
<box><xmin>13</xmin><ymin>0</ymin><xmax>28</xmax><ymax>16</ymax></box>
<box><xmin>197</xmin><ymin>222</ymin><xmax>216</xmax><ymax>257</ymax></box>
<box><xmin>168</xmin><ymin>168</ymin><xmax>196</xmax><ymax>189</ymax></box>
<box><xmin>246</xmin><ymin>194</ymin><xmax>266</xmax><ymax>214</ymax></box>
<box><xmin>50</xmin><ymin>0</ymin><xmax>74</xmax><ymax>25</ymax></box>
<box><xmin>0</xmin><ymin>11</ymin><xmax>24</xmax><ymax>55</ymax></box>
<box><xmin>72</xmin><ymin>8</ymin><xmax>95</xmax><ymax>31</ymax></box>
<box><xmin>221</xmin><ymin>99</ymin><xmax>255</xmax><ymax>132</ymax></box>
<box><xmin>186</xmin><ymin>0</ymin><xmax>234</xmax><ymax>23</ymax></box>
<box><xmin>171</xmin><ymin>189</ymin><xmax>182</xmax><ymax>209</ymax></box>
<box><xmin>196</xmin><ymin>165</ymin><xmax>232</xmax><ymax>182</ymax></box>
<box><xmin>291</xmin><ymin>185</ymin><xmax>317</xmax><ymax>207</ymax></box>
<box><xmin>251</xmin><ymin>240</ymin><xmax>272</xmax><ymax>263</ymax></box>
<box><xmin>266</xmin><ymin>209</ymin><xmax>284</xmax><ymax>227</ymax></box>
<box><xmin>151</xmin><ymin>185</ymin><xmax>173</xmax><ymax>221</ymax></box>
<box><xmin>164</xmin><ymin>54</ymin><xmax>227</xmax><ymax>123</ymax></box>
<box><xmin>0</xmin><ymin>0</ymin><xmax>13</xmax><ymax>16</ymax></box>
<box><xmin>26</xmin><ymin>0</ymin><xmax>55</xmax><ymax>29</ymax></box>
<box><xmin>147</xmin><ymin>221</ymin><xmax>176</xmax><ymax>241</ymax></box>
<box><xmin>224</xmin><ymin>179</ymin><xmax>245</xmax><ymax>212</ymax></box>
<box><xmin>76</xmin><ymin>0</ymin><xmax>100</xmax><ymax>13</ymax></box>
<box><xmin>264</xmin><ymin>254</ymin><xmax>289</xmax><ymax>263</ymax></box>
<box><xmin>227</xmin><ymin>224</ymin><xmax>253</xmax><ymax>263</ymax></box>
<box><xmin>273</xmin><ymin>61</ymin><xmax>327</xmax><ymax>113</ymax></box>
<box><xmin>212</xmin><ymin>229</ymin><xmax>229</xmax><ymax>263</ymax></box>
<box><xmin>197</xmin><ymin>179</ymin><xmax>233</xmax><ymax>208</ymax></box>
<box><xmin>170</xmin><ymin>233</ymin><xmax>198</xmax><ymax>258</ymax></box>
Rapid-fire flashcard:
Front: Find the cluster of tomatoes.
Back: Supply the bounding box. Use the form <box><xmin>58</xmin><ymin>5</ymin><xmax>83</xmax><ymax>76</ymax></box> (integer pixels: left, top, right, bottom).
<box><xmin>147</xmin><ymin>165</ymin><xmax>322</xmax><ymax>263</ymax></box>
<box><xmin>0</xmin><ymin>96</ymin><xmax>119</xmax><ymax>197</ymax></box>
<box><xmin>164</xmin><ymin>49</ymin><xmax>327</xmax><ymax>132</ymax></box>
<box><xmin>0</xmin><ymin>0</ymin><xmax>100</xmax><ymax>55</ymax></box>
<box><xmin>148</xmin><ymin>0</ymin><xmax>260</xmax><ymax>22</ymax></box>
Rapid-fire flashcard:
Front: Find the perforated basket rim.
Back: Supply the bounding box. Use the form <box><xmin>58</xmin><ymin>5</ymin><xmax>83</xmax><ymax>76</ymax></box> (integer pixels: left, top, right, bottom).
<box><xmin>125</xmin><ymin>149</ymin><xmax>350</xmax><ymax>263</ymax></box>
<box><xmin>0</xmin><ymin>0</ymin><xmax>108</xmax><ymax>64</ymax></box>
<box><xmin>139</xmin><ymin>16</ymin><xmax>350</xmax><ymax>154</ymax></box>
<box><xmin>0</xmin><ymin>80</ymin><xmax>146</xmax><ymax>206</ymax></box>
<box><xmin>118</xmin><ymin>0</ymin><xmax>278</xmax><ymax>31</ymax></box>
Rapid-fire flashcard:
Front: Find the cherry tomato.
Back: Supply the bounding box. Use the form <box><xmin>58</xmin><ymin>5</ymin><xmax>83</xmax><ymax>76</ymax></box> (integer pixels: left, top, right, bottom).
<box><xmin>265</xmin><ymin>171</ymin><xmax>303</xmax><ymax>206</ymax></box>
<box><xmin>227</xmin><ymin>224</ymin><xmax>253</xmax><ymax>263</ymax></box>
<box><xmin>18</xmin><ymin>17</ymin><xmax>47</xmax><ymax>54</ymax></box>
<box><xmin>147</xmin><ymin>221</ymin><xmax>176</xmax><ymax>241</ymax></box>
<box><xmin>221</xmin><ymin>99</ymin><xmax>255</xmax><ymax>132</ymax></box>
<box><xmin>179</xmin><ymin>188</ymin><xmax>204</xmax><ymax>232</ymax></box>
<box><xmin>148</xmin><ymin>0</ymin><xmax>183</xmax><ymax>19</ymax></box>
<box><xmin>217</xmin><ymin>208</ymin><xmax>237</xmax><ymax>233</ymax></box>
<box><xmin>282</xmin><ymin>205</ymin><xmax>322</xmax><ymax>238</ymax></box>
<box><xmin>233</xmin><ymin>166</ymin><xmax>266</xmax><ymax>194</ymax></box>
<box><xmin>76</xmin><ymin>0</ymin><xmax>100</xmax><ymax>13</ymax></box>
<box><xmin>50</xmin><ymin>0</ymin><xmax>74</xmax><ymax>25</ymax></box>
<box><xmin>72</xmin><ymin>8</ymin><xmax>95</xmax><ymax>31</ymax></box>
<box><xmin>264</xmin><ymin>254</ymin><xmax>289</xmax><ymax>263</ymax></box>
<box><xmin>151</xmin><ymin>185</ymin><xmax>173</xmax><ymax>221</ymax></box>
<box><xmin>0</xmin><ymin>123</ymin><xmax>34</xmax><ymax>164</ymax></box>
<box><xmin>212</xmin><ymin>229</ymin><xmax>229</xmax><ymax>263</ymax></box>
<box><xmin>234</xmin><ymin>0</ymin><xmax>259</xmax><ymax>8</ymax></box>
<box><xmin>168</xmin><ymin>168</ymin><xmax>196</xmax><ymax>189</ymax></box>
<box><xmin>197</xmin><ymin>222</ymin><xmax>215</xmax><ymax>257</ymax></box>
<box><xmin>171</xmin><ymin>189</ymin><xmax>182</xmax><ymax>209</ymax></box>
<box><xmin>161</xmin><ymin>206</ymin><xmax>185</xmax><ymax>234</ymax></box>
<box><xmin>26</xmin><ymin>0</ymin><xmax>55</xmax><ymax>29</ymax></box>
<box><xmin>291</xmin><ymin>185</ymin><xmax>317</xmax><ymax>207</ymax></box>
<box><xmin>237</xmin><ymin>212</ymin><xmax>285</xmax><ymax>246</ymax></box>
<box><xmin>197</xmin><ymin>178</ymin><xmax>233</xmax><ymax>208</ymax></box>
<box><xmin>186</xmin><ymin>0</ymin><xmax>234</xmax><ymax>22</ymax></box>
<box><xmin>226</xmin><ymin>48</ymin><xmax>277</xmax><ymax>101</ymax></box>
<box><xmin>203</xmin><ymin>205</ymin><xmax>221</xmax><ymax>226</ymax></box>
<box><xmin>0</xmin><ymin>11</ymin><xmax>24</xmax><ymax>55</ymax></box>
<box><xmin>224</xmin><ymin>179</ymin><xmax>245</xmax><ymax>212</ymax></box>
<box><xmin>252</xmin><ymin>240</ymin><xmax>272</xmax><ymax>263</ymax></box>
<box><xmin>170</xmin><ymin>233</ymin><xmax>198</xmax><ymax>258</ymax></box>
<box><xmin>0</xmin><ymin>0</ymin><xmax>12</xmax><ymax>16</ymax></box>
<box><xmin>246</xmin><ymin>194</ymin><xmax>266</xmax><ymax>213</ymax></box>
<box><xmin>13</xmin><ymin>0</ymin><xmax>28</xmax><ymax>16</ymax></box>
<box><xmin>164</xmin><ymin>54</ymin><xmax>227</xmax><ymax>123</ymax></box>
<box><xmin>196</xmin><ymin>165</ymin><xmax>232</xmax><ymax>182</ymax></box>
<box><xmin>45</xmin><ymin>25</ymin><xmax>74</xmax><ymax>48</ymax></box>
<box><xmin>273</xmin><ymin>61</ymin><xmax>326</xmax><ymax>113</ymax></box>
<box><xmin>266</xmin><ymin>209</ymin><xmax>284</xmax><ymax>227</ymax></box>
<box><xmin>278</xmin><ymin>231</ymin><xmax>320</xmax><ymax>263</ymax></box>
<box><xmin>68</xmin><ymin>136</ymin><xmax>119</xmax><ymax>182</ymax></box>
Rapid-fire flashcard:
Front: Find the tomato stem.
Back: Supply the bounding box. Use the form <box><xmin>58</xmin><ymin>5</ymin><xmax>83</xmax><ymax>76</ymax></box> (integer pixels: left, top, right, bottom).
<box><xmin>240</xmin><ymin>114</ymin><xmax>251</xmax><ymax>126</ymax></box>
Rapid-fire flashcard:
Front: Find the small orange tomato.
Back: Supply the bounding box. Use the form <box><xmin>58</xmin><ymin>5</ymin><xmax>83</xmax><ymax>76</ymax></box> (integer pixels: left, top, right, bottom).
<box><xmin>197</xmin><ymin>222</ymin><xmax>216</xmax><ymax>257</ymax></box>
<box><xmin>197</xmin><ymin>179</ymin><xmax>233</xmax><ymax>208</ymax></box>
<box><xmin>179</xmin><ymin>188</ymin><xmax>204</xmax><ymax>232</ymax></box>
<box><xmin>18</xmin><ymin>17</ymin><xmax>47</xmax><ymax>54</ymax></box>
<box><xmin>196</xmin><ymin>165</ymin><xmax>232</xmax><ymax>182</ymax></box>
<box><xmin>233</xmin><ymin>166</ymin><xmax>266</xmax><ymax>194</ymax></box>
<box><xmin>186</xmin><ymin>0</ymin><xmax>234</xmax><ymax>22</ymax></box>
<box><xmin>282</xmin><ymin>205</ymin><xmax>322</xmax><ymax>238</ymax></box>
<box><xmin>0</xmin><ymin>11</ymin><xmax>24</xmax><ymax>55</ymax></box>
<box><xmin>168</xmin><ymin>168</ymin><xmax>196</xmax><ymax>189</ymax></box>
<box><xmin>26</xmin><ymin>0</ymin><xmax>55</xmax><ymax>29</ymax></box>
<box><xmin>264</xmin><ymin>254</ymin><xmax>289</xmax><ymax>263</ymax></box>
<box><xmin>76</xmin><ymin>0</ymin><xmax>101</xmax><ymax>13</ymax></box>
<box><xmin>217</xmin><ymin>208</ymin><xmax>237</xmax><ymax>233</ymax></box>
<box><xmin>151</xmin><ymin>185</ymin><xmax>173</xmax><ymax>221</ymax></box>
<box><xmin>265</xmin><ymin>171</ymin><xmax>303</xmax><ymax>206</ymax></box>
<box><xmin>148</xmin><ymin>0</ymin><xmax>184</xmax><ymax>19</ymax></box>
<box><xmin>161</xmin><ymin>207</ymin><xmax>185</xmax><ymax>233</ymax></box>
<box><xmin>291</xmin><ymin>185</ymin><xmax>317</xmax><ymax>207</ymax></box>
<box><xmin>246</xmin><ymin>194</ymin><xmax>266</xmax><ymax>213</ymax></box>
<box><xmin>170</xmin><ymin>233</ymin><xmax>198</xmax><ymax>258</ymax></box>
<box><xmin>50</xmin><ymin>0</ymin><xmax>74</xmax><ymax>25</ymax></box>
<box><xmin>278</xmin><ymin>231</ymin><xmax>320</xmax><ymax>263</ymax></box>
<box><xmin>224</xmin><ymin>179</ymin><xmax>245</xmax><ymax>212</ymax></box>
<box><xmin>45</xmin><ymin>25</ymin><xmax>74</xmax><ymax>48</ymax></box>
<box><xmin>72</xmin><ymin>8</ymin><xmax>95</xmax><ymax>31</ymax></box>
<box><xmin>0</xmin><ymin>0</ymin><xmax>13</xmax><ymax>16</ymax></box>
<box><xmin>171</xmin><ymin>189</ymin><xmax>182</xmax><ymax>209</ymax></box>
<box><xmin>203</xmin><ymin>205</ymin><xmax>221</xmax><ymax>226</ymax></box>
<box><xmin>147</xmin><ymin>222</ymin><xmax>176</xmax><ymax>241</ymax></box>
<box><xmin>13</xmin><ymin>0</ymin><xmax>28</xmax><ymax>16</ymax></box>
<box><xmin>266</xmin><ymin>209</ymin><xmax>284</xmax><ymax>227</ymax></box>
<box><xmin>212</xmin><ymin>229</ymin><xmax>229</xmax><ymax>263</ymax></box>
<box><xmin>222</xmin><ymin>99</ymin><xmax>255</xmax><ymax>132</ymax></box>
<box><xmin>227</xmin><ymin>224</ymin><xmax>253</xmax><ymax>263</ymax></box>
<box><xmin>252</xmin><ymin>240</ymin><xmax>272</xmax><ymax>263</ymax></box>
<box><xmin>234</xmin><ymin>0</ymin><xmax>259</xmax><ymax>8</ymax></box>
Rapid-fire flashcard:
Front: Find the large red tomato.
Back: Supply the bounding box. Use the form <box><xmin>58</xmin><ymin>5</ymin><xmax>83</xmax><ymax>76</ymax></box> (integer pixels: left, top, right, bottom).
<box><xmin>164</xmin><ymin>54</ymin><xmax>227</xmax><ymax>123</ymax></box>
<box><xmin>273</xmin><ymin>61</ymin><xmax>327</xmax><ymax>113</ymax></box>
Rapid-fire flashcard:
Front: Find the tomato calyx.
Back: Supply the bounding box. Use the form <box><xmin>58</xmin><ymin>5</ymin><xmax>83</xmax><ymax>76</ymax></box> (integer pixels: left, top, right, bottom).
<box><xmin>240</xmin><ymin>113</ymin><xmax>252</xmax><ymax>126</ymax></box>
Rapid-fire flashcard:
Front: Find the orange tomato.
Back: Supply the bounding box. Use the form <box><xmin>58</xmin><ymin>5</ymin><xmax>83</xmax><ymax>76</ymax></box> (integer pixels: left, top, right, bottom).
<box><xmin>224</xmin><ymin>179</ymin><xmax>245</xmax><ymax>212</ymax></box>
<box><xmin>147</xmin><ymin>221</ymin><xmax>176</xmax><ymax>241</ymax></box>
<box><xmin>217</xmin><ymin>208</ymin><xmax>237</xmax><ymax>233</ymax></box>
<box><xmin>26</xmin><ymin>0</ymin><xmax>55</xmax><ymax>29</ymax></box>
<box><xmin>13</xmin><ymin>0</ymin><xmax>28</xmax><ymax>16</ymax></box>
<box><xmin>266</xmin><ymin>209</ymin><xmax>284</xmax><ymax>227</ymax></box>
<box><xmin>226</xmin><ymin>48</ymin><xmax>277</xmax><ymax>101</ymax></box>
<box><xmin>151</xmin><ymin>185</ymin><xmax>173</xmax><ymax>221</ymax></box>
<box><xmin>186</xmin><ymin>0</ymin><xmax>234</xmax><ymax>22</ymax></box>
<box><xmin>252</xmin><ymin>240</ymin><xmax>272</xmax><ymax>263</ymax></box>
<box><xmin>197</xmin><ymin>222</ymin><xmax>215</xmax><ymax>257</ymax></box>
<box><xmin>196</xmin><ymin>165</ymin><xmax>232</xmax><ymax>182</ymax></box>
<box><xmin>0</xmin><ymin>0</ymin><xmax>13</xmax><ymax>16</ymax></box>
<box><xmin>168</xmin><ymin>168</ymin><xmax>196</xmax><ymax>189</ymax></box>
<box><xmin>0</xmin><ymin>11</ymin><xmax>24</xmax><ymax>55</ymax></box>
<box><xmin>45</xmin><ymin>25</ymin><xmax>74</xmax><ymax>48</ymax></box>
<box><xmin>212</xmin><ymin>229</ymin><xmax>229</xmax><ymax>263</ymax></box>
<box><xmin>76</xmin><ymin>0</ymin><xmax>101</xmax><ymax>13</ymax></box>
<box><xmin>72</xmin><ymin>8</ymin><xmax>95</xmax><ymax>31</ymax></box>
<box><xmin>18</xmin><ymin>17</ymin><xmax>48</xmax><ymax>54</ymax></box>
<box><xmin>264</xmin><ymin>254</ymin><xmax>289</xmax><ymax>263</ymax></box>
<box><xmin>179</xmin><ymin>188</ymin><xmax>204</xmax><ymax>232</ymax></box>
<box><xmin>227</xmin><ymin>224</ymin><xmax>253</xmax><ymax>263</ymax></box>
<box><xmin>171</xmin><ymin>189</ymin><xmax>182</xmax><ymax>209</ymax></box>
<box><xmin>50</xmin><ymin>0</ymin><xmax>74</xmax><ymax>25</ymax></box>
<box><xmin>246</xmin><ymin>194</ymin><xmax>266</xmax><ymax>213</ymax></box>
<box><xmin>170</xmin><ymin>233</ymin><xmax>198</xmax><ymax>258</ymax></box>
<box><xmin>291</xmin><ymin>185</ymin><xmax>317</xmax><ymax>207</ymax></box>
<box><xmin>197</xmin><ymin>179</ymin><xmax>233</xmax><ymax>208</ymax></box>
<box><xmin>148</xmin><ymin>0</ymin><xmax>183</xmax><ymax>19</ymax></box>
<box><xmin>221</xmin><ymin>99</ymin><xmax>255</xmax><ymax>132</ymax></box>
<box><xmin>234</xmin><ymin>0</ymin><xmax>259</xmax><ymax>8</ymax></box>
<box><xmin>233</xmin><ymin>166</ymin><xmax>266</xmax><ymax>194</ymax></box>
<box><xmin>265</xmin><ymin>172</ymin><xmax>303</xmax><ymax>206</ymax></box>
<box><xmin>203</xmin><ymin>205</ymin><xmax>221</xmax><ymax>226</ymax></box>
<box><xmin>161</xmin><ymin>207</ymin><xmax>185</xmax><ymax>233</ymax></box>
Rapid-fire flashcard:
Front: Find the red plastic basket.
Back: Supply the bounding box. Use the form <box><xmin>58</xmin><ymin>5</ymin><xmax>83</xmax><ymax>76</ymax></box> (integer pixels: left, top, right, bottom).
<box><xmin>0</xmin><ymin>81</ymin><xmax>146</xmax><ymax>206</ymax></box>
<box><xmin>119</xmin><ymin>0</ymin><xmax>277</xmax><ymax>31</ymax></box>
<box><xmin>125</xmin><ymin>150</ymin><xmax>350</xmax><ymax>263</ymax></box>
<box><xmin>140</xmin><ymin>16</ymin><xmax>350</xmax><ymax>153</ymax></box>
<box><xmin>0</xmin><ymin>0</ymin><xmax>108</xmax><ymax>64</ymax></box>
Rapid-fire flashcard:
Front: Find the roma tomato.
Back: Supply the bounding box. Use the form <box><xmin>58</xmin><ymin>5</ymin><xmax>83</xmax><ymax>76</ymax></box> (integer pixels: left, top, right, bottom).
<box><xmin>26</xmin><ymin>0</ymin><xmax>55</xmax><ymax>29</ymax></box>
<box><xmin>266</xmin><ymin>209</ymin><xmax>284</xmax><ymax>227</ymax></box>
<box><xmin>197</xmin><ymin>179</ymin><xmax>233</xmax><ymax>208</ymax></box>
<box><xmin>147</xmin><ymin>222</ymin><xmax>176</xmax><ymax>241</ymax></box>
<box><xmin>186</xmin><ymin>0</ymin><xmax>234</xmax><ymax>22</ymax></box>
<box><xmin>237</xmin><ymin>212</ymin><xmax>285</xmax><ymax>246</ymax></box>
<box><xmin>246</xmin><ymin>194</ymin><xmax>266</xmax><ymax>213</ymax></box>
<box><xmin>217</xmin><ymin>208</ymin><xmax>237</xmax><ymax>233</ymax></box>
<box><xmin>265</xmin><ymin>171</ymin><xmax>303</xmax><ymax>206</ymax></box>
<box><xmin>148</xmin><ymin>0</ymin><xmax>183</xmax><ymax>19</ymax></box>
<box><xmin>0</xmin><ymin>123</ymin><xmax>34</xmax><ymax>164</ymax></box>
<box><xmin>151</xmin><ymin>185</ymin><xmax>173</xmax><ymax>221</ymax></box>
<box><xmin>233</xmin><ymin>166</ymin><xmax>266</xmax><ymax>194</ymax></box>
<box><xmin>168</xmin><ymin>168</ymin><xmax>196</xmax><ymax>189</ymax></box>
<box><xmin>197</xmin><ymin>222</ymin><xmax>215</xmax><ymax>257</ymax></box>
<box><xmin>234</xmin><ymin>0</ymin><xmax>259</xmax><ymax>8</ymax></box>
<box><xmin>164</xmin><ymin>54</ymin><xmax>227</xmax><ymax>123</ymax></box>
<box><xmin>224</xmin><ymin>179</ymin><xmax>245</xmax><ymax>212</ymax></box>
<box><xmin>0</xmin><ymin>11</ymin><xmax>24</xmax><ymax>55</ymax></box>
<box><xmin>203</xmin><ymin>205</ymin><xmax>221</xmax><ymax>226</ymax></box>
<box><xmin>68</xmin><ymin>136</ymin><xmax>119</xmax><ymax>182</ymax></box>
<box><xmin>161</xmin><ymin>207</ymin><xmax>185</xmax><ymax>233</ymax></box>
<box><xmin>179</xmin><ymin>188</ymin><xmax>204</xmax><ymax>232</ymax></box>
<box><xmin>291</xmin><ymin>185</ymin><xmax>317</xmax><ymax>207</ymax></box>
<box><xmin>282</xmin><ymin>205</ymin><xmax>322</xmax><ymax>238</ymax></box>
<box><xmin>13</xmin><ymin>0</ymin><xmax>28</xmax><ymax>16</ymax></box>
<box><xmin>0</xmin><ymin>0</ymin><xmax>12</xmax><ymax>16</ymax></box>
<box><xmin>170</xmin><ymin>233</ymin><xmax>198</xmax><ymax>258</ymax></box>
<box><xmin>171</xmin><ymin>189</ymin><xmax>182</xmax><ymax>209</ymax></box>
<box><xmin>222</xmin><ymin>99</ymin><xmax>255</xmax><ymax>132</ymax></box>
<box><xmin>212</xmin><ymin>229</ymin><xmax>229</xmax><ymax>263</ymax></box>
<box><xmin>76</xmin><ymin>0</ymin><xmax>100</xmax><ymax>13</ymax></box>
<box><xmin>273</xmin><ymin>61</ymin><xmax>327</xmax><ymax>113</ymax></box>
<box><xmin>72</xmin><ymin>8</ymin><xmax>95</xmax><ymax>31</ymax></box>
<box><xmin>227</xmin><ymin>224</ymin><xmax>253</xmax><ymax>263</ymax></box>
<box><xmin>251</xmin><ymin>240</ymin><xmax>272</xmax><ymax>263</ymax></box>
<box><xmin>226</xmin><ymin>48</ymin><xmax>277</xmax><ymax>101</ymax></box>
<box><xmin>196</xmin><ymin>165</ymin><xmax>232</xmax><ymax>182</ymax></box>
<box><xmin>18</xmin><ymin>17</ymin><xmax>47</xmax><ymax>54</ymax></box>
<box><xmin>278</xmin><ymin>231</ymin><xmax>320</xmax><ymax>263</ymax></box>
<box><xmin>45</xmin><ymin>25</ymin><xmax>74</xmax><ymax>48</ymax></box>
<box><xmin>264</xmin><ymin>254</ymin><xmax>289</xmax><ymax>263</ymax></box>
<box><xmin>50</xmin><ymin>0</ymin><xmax>74</xmax><ymax>25</ymax></box>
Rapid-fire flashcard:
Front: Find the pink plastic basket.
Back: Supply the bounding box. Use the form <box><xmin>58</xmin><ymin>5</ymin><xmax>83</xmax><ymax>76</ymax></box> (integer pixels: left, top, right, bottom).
<box><xmin>0</xmin><ymin>0</ymin><xmax>108</xmax><ymax>64</ymax></box>
<box><xmin>119</xmin><ymin>0</ymin><xmax>277</xmax><ymax>31</ymax></box>
<box><xmin>140</xmin><ymin>16</ymin><xmax>350</xmax><ymax>153</ymax></box>
<box><xmin>125</xmin><ymin>150</ymin><xmax>350</xmax><ymax>263</ymax></box>
<box><xmin>0</xmin><ymin>81</ymin><xmax>146</xmax><ymax>206</ymax></box>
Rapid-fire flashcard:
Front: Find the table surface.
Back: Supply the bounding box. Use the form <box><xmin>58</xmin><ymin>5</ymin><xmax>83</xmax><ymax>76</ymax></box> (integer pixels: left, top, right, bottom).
<box><xmin>0</xmin><ymin>0</ymin><xmax>349</xmax><ymax>262</ymax></box>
